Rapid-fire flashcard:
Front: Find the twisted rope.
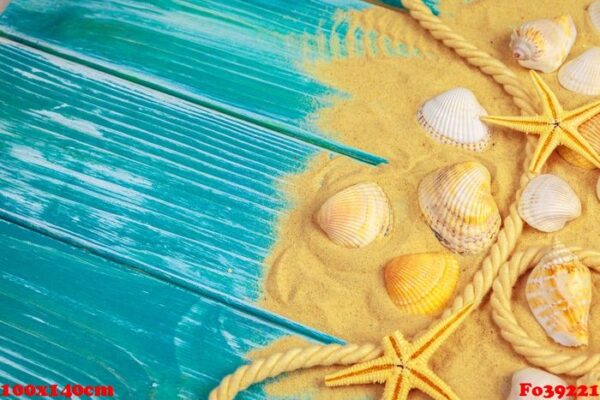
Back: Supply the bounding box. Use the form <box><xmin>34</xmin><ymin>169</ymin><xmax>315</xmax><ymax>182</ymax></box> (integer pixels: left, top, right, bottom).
<box><xmin>208</xmin><ymin>343</ymin><xmax>381</xmax><ymax>400</ymax></box>
<box><xmin>577</xmin><ymin>368</ymin><xmax>600</xmax><ymax>389</ymax></box>
<box><xmin>491</xmin><ymin>247</ymin><xmax>600</xmax><ymax>377</ymax></box>
<box><xmin>210</xmin><ymin>1</ymin><xmax>542</xmax><ymax>398</ymax></box>
<box><xmin>401</xmin><ymin>0</ymin><xmax>538</xmax><ymax>323</ymax></box>
<box><xmin>401</xmin><ymin>0</ymin><xmax>537</xmax><ymax>116</ymax></box>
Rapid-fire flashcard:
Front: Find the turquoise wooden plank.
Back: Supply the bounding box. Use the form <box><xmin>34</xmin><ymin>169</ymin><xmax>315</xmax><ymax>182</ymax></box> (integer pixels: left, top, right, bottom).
<box><xmin>0</xmin><ymin>0</ymin><xmax>438</xmax><ymax>164</ymax></box>
<box><xmin>0</xmin><ymin>219</ymin><xmax>338</xmax><ymax>399</ymax></box>
<box><xmin>0</xmin><ymin>39</ymin><xmax>342</xmax><ymax>311</ymax></box>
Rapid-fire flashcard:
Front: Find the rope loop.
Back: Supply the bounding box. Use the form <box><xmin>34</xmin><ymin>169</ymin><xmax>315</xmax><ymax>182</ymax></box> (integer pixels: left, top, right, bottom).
<box><xmin>491</xmin><ymin>247</ymin><xmax>600</xmax><ymax>377</ymax></box>
<box><xmin>209</xmin><ymin>1</ymin><xmax>544</xmax><ymax>398</ymax></box>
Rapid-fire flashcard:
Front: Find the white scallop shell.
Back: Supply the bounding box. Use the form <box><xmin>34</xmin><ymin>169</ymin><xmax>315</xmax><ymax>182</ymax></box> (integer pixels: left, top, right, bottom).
<box><xmin>507</xmin><ymin>368</ymin><xmax>572</xmax><ymax>400</ymax></box>
<box><xmin>417</xmin><ymin>88</ymin><xmax>490</xmax><ymax>152</ymax></box>
<box><xmin>558</xmin><ymin>48</ymin><xmax>600</xmax><ymax>96</ymax></box>
<box><xmin>589</xmin><ymin>1</ymin><xmax>600</xmax><ymax>33</ymax></box>
<box><xmin>510</xmin><ymin>16</ymin><xmax>577</xmax><ymax>73</ymax></box>
<box><xmin>518</xmin><ymin>174</ymin><xmax>581</xmax><ymax>233</ymax></box>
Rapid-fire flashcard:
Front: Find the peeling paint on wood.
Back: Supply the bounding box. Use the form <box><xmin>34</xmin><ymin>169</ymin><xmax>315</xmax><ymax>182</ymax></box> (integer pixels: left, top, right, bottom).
<box><xmin>0</xmin><ymin>40</ymin><xmax>328</xmax><ymax>308</ymax></box>
<box><xmin>0</xmin><ymin>0</ymin><xmax>431</xmax><ymax>164</ymax></box>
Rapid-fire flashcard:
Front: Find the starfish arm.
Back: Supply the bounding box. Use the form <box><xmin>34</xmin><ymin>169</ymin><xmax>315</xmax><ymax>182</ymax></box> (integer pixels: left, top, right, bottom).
<box><xmin>564</xmin><ymin>99</ymin><xmax>600</xmax><ymax>128</ymax></box>
<box><xmin>386</xmin><ymin>332</ymin><xmax>412</xmax><ymax>361</ymax></box>
<box><xmin>480</xmin><ymin>114</ymin><xmax>548</xmax><ymax>134</ymax></box>
<box><xmin>529</xmin><ymin>70</ymin><xmax>563</xmax><ymax>119</ymax></box>
<box><xmin>408</xmin><ymin>304</ymin><xmax>474</xmax><ymax>363</ymax></box>
<box><xmin>324</xmin><ymin>356</ymin><xmax>395</xmax><ymax>387</ymax></box>
<box><xmin>382</xmin><ymin>372</ymin><xmax>411</xmax><ymax>400</ymax></box>
<box><xmin>560</xmin><ymin>125</ymin><xmax>600</xmax><ymax>168</ymax></box>
<box><xmin>411</xmin><ymin>367</ymin><xmax>462</xmax><ymax>400</ymax></box>
<box><xmin>528</xmin><ymin>128</ymin><xmax>562</xmax><ymax>173</ymax></box>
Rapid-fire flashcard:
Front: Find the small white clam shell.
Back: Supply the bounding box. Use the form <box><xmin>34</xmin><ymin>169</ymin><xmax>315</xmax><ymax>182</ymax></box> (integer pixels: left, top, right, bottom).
<box><xmin>507</xmin><ymin>368</ymin><xmax>572</xmax><ymax>400</ymax></box>
<box><xmin>417</xmin><ymin>88</ymin><xmax>490</xmax><ymax>152</ymax></box>
<box><xmin>518</xmin><ymin>174</ymin><xmax>581</xmax><ymax>233</ymax></box>
<box><xmin>589</xmin><ymin>1</ymin><xmax>600</xmax><ymax>33</ymax></box>
<box><xmin>558</xmin><ymin>48</ymin><xmax>600</xmax><ymax>96</ymax></box>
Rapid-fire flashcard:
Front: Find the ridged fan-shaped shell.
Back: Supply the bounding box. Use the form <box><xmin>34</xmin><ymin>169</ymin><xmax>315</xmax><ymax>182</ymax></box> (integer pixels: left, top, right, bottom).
<box><xmin>508</xmin><ymin>368</ymin><xmax>570</xmax><ymax>400</ymax></box>
<box><xmin>315</xmin><ymin>182</ymin><xmax>392</xmax><ymax>248</ymax></box>
<box><xmin>558</xmin><ymin>48</ymin><xmax>600</xmax><ymax>96</ymax></box>
<box><xmin>510</xmin><ymin>16</ymin><xmax>577</xmax><ymax>73</ymax></box>
<box><xmin>384</xmin><ymin>253</ymin><xmax>459</xmax><ymax>316</ymax></box>
<box><xmin>558</xmin><ymin>112</ymin><xmax>600</xmax><ymax>169</ymax></box>
<box><xmin>417</xmin><ymin>88</ymin><xmax>490</xmax><ymax>152</ymax></box>
<box><xmin>526</xmin><ymin>242</ymin><xmax>592</xmax><ymax>347</ymax></box>
<box><xmin>518</xmin><ymin>174</ymin><xmax>581</xmax><ymax>233</ymax></box>
<box><xmin>418</xmin><ymin>161</ymin><xmax>501</xmax><ymax>255</ymax></box>
<box><xmin>589</xmin><ymin>1</ymin><xmax>600</xmax><ymax>33</ymax></box>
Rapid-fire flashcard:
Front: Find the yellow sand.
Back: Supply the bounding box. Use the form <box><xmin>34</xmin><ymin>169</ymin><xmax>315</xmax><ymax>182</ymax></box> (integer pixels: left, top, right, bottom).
<box><xmin>254</xmin><ymin>1</ymin><xmax>600</xmax><ymax>399</ymax></box>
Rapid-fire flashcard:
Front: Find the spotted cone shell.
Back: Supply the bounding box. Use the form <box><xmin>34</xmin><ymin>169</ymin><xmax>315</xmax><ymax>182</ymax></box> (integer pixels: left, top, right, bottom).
<box><xmin>384</xmin><ymin>253</ymin><xmax>459</xmax><ymax>316</ymax></box>
<box><xmin>558</xmin><ymin>48</ymin><xmax>600</xmax><ymax>96</ymax></box>
<box><xmin>418</xmin><ymin>161</ymin><xmax>501</xmax><ymax>255</ymax></box>
<box><xmin>417</xmin><ymin>88</ymin><xmax>490</xmax><ymax>152</ymax></box>
<box><xmin>315</xmin><ymin>182</ymin><xmax>392</xmax><ymax>248</ymax></box>
<box><xmin>518</xmin><ymin>174</ymin><xmax>581</xmax><ymax>233</ymax></box>
<box><xmin>526</xmin><ymin>242</ymin><xmax>592</xmax><ymax>347</ymax></box>
<box><xmin>510</xmin><ymin>15</ymin><xmax>577</xmax><ymax>73</ymax></box>
<box><xmin>558</xmin><ymin>112</ymin><xmax>600</xmax><ymax>169</ymax></box>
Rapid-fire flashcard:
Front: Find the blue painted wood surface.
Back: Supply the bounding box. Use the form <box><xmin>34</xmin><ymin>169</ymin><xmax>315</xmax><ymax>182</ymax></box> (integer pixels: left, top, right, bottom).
<box><xmin>0</xmin><ymin>219</ymin><xmax>335</xmax><ymax>399</ymax></box>
<box><xmin>0</xmin><ymin>39</ymin><xmax>350</xmax><ymax>343</ymax></box>
<box><xmin>0</xmin><ymin>0</ymin><xmax>433</xmax><ymax>163</ymax></box>
<box><xmin>0</xmin><ymin>0</ymin><xmax>449</xmax><ymax>397</ymax></box>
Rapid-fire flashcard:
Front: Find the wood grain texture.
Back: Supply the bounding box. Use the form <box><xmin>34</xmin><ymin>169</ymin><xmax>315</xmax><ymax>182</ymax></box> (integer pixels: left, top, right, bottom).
<box><xmin>0</xmin><ymin>0</ymin><xmax>445</xmax><ymax>164</ymax></box>
<box><xmin>0</xmin><ymin>219</ymin><xmax>335</xmax><ymax>399</ymax></box>
<box><xmin>0</xmin><ymin>39</ymin><xmax>349</xmax><ymax>336</ymax></box>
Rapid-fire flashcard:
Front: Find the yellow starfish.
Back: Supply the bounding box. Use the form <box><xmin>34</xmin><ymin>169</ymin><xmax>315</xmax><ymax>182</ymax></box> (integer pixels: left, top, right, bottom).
<box><xmin>481</xmin><ymin>70</ymin><xmax>600</xmax><ymax>174</ymax></box>
<box><xmin>325</xmin><ymin>304</ymin><xmax>473</xmax><ymax>400</ymax></box>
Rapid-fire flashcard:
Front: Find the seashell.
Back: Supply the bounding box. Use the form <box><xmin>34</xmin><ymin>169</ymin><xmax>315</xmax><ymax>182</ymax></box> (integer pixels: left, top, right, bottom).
<box><xmin>558</xmin><ymin>112</ymin><xmax>600</xmax><ymax>169</ymax></box>
<box><xmin>526</xmin><ymin>242</ymin><xmax>592</xmax><ymax>347</ymax></box>
<box><xmin>518</xmin><ymin>174</ymin><xmax>581</xmax><ymax>233</ymax></box>
<box><xmin>597</xmin><ymin>175</ymin><xmax>600</xmax><ymax>201</ymax></box>
<box><xmin>315</xmin><ymin>182</ymin><xmax>392</xmax><ymax>248</ymax></box>
<box><xmin>510</xmin><ymin>15</ymin><xmax>577</xmax><ymax>73</ymax></box>
<box><xmin>418</xmin><ymin>161</ymin><xmax>501</xmax><ymax>255</ymax></box>
<box><xmin>558</xmin><ymin>48</ymin><xmax>600</xmax><ymax>96</ymax></box>
<box><xmin>577</xmin><ymin>369</ymin><xmax>600</xmax><ymax>400</ymax></box>
<box><xmin>589</xmin><ymin>1</ymin><xmax>600</xmax><ymax>33</ymax></box>
<box><xmin>384</xmin><ymin>252</ymin><xmax>459</xmax><ymax>316</ymax></box>
<box><xmin>417</xmin><ymin>88</ymin><xmax>491</xmax><ymax>152</ymax></box>
<box><xmin>507</xmin><ymin>368</ymin><xmax>572</xmax><ymax>400</ymax></box>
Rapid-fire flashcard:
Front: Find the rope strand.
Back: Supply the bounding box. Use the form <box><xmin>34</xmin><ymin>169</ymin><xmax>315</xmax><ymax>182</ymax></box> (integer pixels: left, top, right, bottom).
<box><xmin>208</xmin><ymin>344</ymin><xmax>381</xmax><ymax>400</ymax></box>
<box><xmin>209</xmin><ymin>1</ymin><xmax>542</xmax><ymax>398</ymax></box>
<box><xmin>491</xmin><ymin>248</ymin><xmax>600</xmax><ymax>376</ymax></box>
